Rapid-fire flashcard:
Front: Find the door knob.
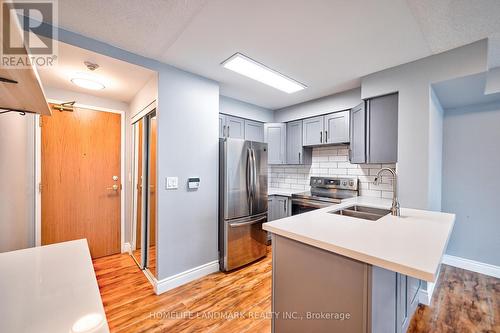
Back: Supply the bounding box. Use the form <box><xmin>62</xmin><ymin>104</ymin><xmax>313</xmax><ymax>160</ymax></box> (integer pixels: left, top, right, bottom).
<box><xmin>107</xmin><ymin>184</ymin><xmax>119</xmax><ymax>191</ymax></box>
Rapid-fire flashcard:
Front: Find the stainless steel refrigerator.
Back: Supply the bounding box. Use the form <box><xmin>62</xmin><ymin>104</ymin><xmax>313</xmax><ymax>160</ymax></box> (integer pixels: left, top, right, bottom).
<box><xmin>219</xmin><ymin>138</ymin><xmax>268</xmax><ymax>271</ymax></box>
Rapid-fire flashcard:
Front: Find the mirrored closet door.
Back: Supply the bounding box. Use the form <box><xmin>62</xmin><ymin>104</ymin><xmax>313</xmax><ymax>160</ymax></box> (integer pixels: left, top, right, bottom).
<box><xmin>131</xmin><ymin>109</ymin><xmax>157</xmax><ymax>278</ymax></box>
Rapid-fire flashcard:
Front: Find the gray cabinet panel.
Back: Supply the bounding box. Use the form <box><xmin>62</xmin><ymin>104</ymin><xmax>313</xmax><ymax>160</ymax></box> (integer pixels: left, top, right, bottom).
<box><xmin>225</xmin><ymin>115</ymin><xmax>245</xmax><ymax>139</ymax></box>
<box><xmin>268</xmin><ymin>195</ymin><xmax>290</xmax><ymax>221</ymax></box>
<box><xmin>370</xmin><ymin>267</ymin><xmax>397</xmax><ymax>333</ymax></box>
<box><xmin>219</xmin><ymin>114</ymin><xmax>226</xmax><ymax>138</ymax></box>
<box><xmin>244</xmin><ymin>119</ymin><xmax>264</xmax><ymax>142</ymax></box>
<box><xmin>325</xmin><ymin>110</ymin><xmax>350</xmax><ymax>144</ymax></box>
<box><xmin>264</xmin><ymin>123</ymin><xmax>286</xmax><ymax>164</ymax></box>
<box><xmin>273</xmin><ymin>235</ymin><xmax>368</xmax><ymax>333</ymax></box>
<box><xmin>350</xmin><ymin>102</ymin><xmax>366</xmax><ymax>163</ymax></box>
<box><xmin>367</xmin><ymin>93</ymin><xmax>398</xmax><ymax>163</ymax></box>
<box><xmin>302</xmin><ymin>116</ymin><xmax>324</xmax><ymax>146</ymax></box>
<box><xmin>286</xmin><ymin>120</ymin><xmax>312</xmax><ymax>165</ymax></box>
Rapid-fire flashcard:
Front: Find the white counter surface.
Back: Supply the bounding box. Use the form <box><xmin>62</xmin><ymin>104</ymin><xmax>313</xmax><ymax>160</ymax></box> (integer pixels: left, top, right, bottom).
<box><xmin>263</xmin><ymin>196</ymin><xmax>455</xmax><ymax>282</ymax></box>
<box><xmin>0</xmin><ymin>239</ymin><xmax>109</xmax><ymax>333</ymax></box>
<box><xmin>268</xmin><ymin>188</ymin><xmax>305</xmax><ymax>197</ymax></box>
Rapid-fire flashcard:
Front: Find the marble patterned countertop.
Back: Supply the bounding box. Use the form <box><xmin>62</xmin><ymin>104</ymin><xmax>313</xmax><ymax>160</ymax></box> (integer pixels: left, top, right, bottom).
<box><xmin>0</xmin><ymin>239</ymin><xmax>109</xmax><ymax>333</ymax></box>
<box><xmin>263</xmin><ymin>196</ymin><xmax>455</xmax><ymax>282</ymax></box>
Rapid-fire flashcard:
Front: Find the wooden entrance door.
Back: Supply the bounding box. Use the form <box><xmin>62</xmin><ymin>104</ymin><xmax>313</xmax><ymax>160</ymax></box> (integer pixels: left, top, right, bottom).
<box><xmin>41</xmin><ymin>106</ymin><xmax>121</xmax><ymax>258</ymax></box>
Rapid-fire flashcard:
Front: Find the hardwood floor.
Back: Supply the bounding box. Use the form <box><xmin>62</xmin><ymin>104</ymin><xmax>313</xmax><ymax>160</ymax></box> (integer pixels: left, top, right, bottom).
<box><xmin>408</xmin><ymin>265</ymin><xmax>500</xmax><ymax>333</ymax></box>
<box><xmin>93</xmin><ymin>250</ymin><xmax>499</xmax><ymax>333</ymax></box>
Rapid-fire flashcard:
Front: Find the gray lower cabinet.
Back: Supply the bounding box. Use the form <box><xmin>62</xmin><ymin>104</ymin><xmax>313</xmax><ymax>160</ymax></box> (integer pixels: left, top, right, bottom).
<box><xmin>268</xmin><ymin>195</ymin><xmax>290</xmax><ymax>221</ymax></box>
<box><xmin>324</xmin><ymin>110</ymin><xmax>350</xmax><ymax>144</ymax></box>
<box><xmin>244</xmin><ymin>119</ymin><xmax>264</xmax><ymax>142</ymax></box>
<box><xmin>349</xmin><ymin>93</ymin><xmax>398</xmax><ymax>164</ymax></box>
<box><xmin>272</xmin><ymin>234</ymin><xmax>420</xmax><ymax>333</ymax></box>
<box><xmin>286</xmin><ymin>120</ymin><xmax>312</xmax><ymax>165</ymax></box>
<box><xmin>265</xmin><ymin>123</ymin><xmax>286</xmax><ymax>164</ymax></box>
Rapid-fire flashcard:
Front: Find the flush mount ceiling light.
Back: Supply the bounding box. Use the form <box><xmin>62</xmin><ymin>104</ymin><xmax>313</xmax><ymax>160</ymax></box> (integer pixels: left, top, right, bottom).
<box><xmin>221</xmin><ymin>53</ymin><xmax>306</xmax><ymax>94</ymax></box>
<box><xmin>71</xmin><ymin>76</ymin><xmax>105</xmax><ymax>90</ymax></box>
<box><xmin>70</xmin><ymin>61</ymin><xmax>105</xmax><ymax>90</ymax></box>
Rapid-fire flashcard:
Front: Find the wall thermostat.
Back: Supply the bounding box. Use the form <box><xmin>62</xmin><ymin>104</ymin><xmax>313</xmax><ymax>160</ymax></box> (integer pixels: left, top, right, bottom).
<box><xmin>188</xmin><ymin>177</ymin><xmax>200</xmax><ymax>189</ymax></box>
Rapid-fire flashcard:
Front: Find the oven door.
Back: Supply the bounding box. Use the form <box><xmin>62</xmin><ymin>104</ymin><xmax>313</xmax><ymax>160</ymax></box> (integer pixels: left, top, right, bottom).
<box><xmin>291</xmin><ymin>198</ymin><xmax>332</xmax><ymax>215</ymax></box>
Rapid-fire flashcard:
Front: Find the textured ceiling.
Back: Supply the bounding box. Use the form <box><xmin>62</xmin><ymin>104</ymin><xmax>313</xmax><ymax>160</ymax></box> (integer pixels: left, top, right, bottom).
<box><xmin>50</xmin><ymin>0</ymin><xmax>500</xmax><ymax>109</ymax></box>
<box><xmin>38</xmin><ymin>41</ymin><xmax>155</xmax><ymax>103</ymax></box>
<box><xmin>407</xmin><ymin>0</ymin><xmax>500</xmax><ymax>54</ymax></box>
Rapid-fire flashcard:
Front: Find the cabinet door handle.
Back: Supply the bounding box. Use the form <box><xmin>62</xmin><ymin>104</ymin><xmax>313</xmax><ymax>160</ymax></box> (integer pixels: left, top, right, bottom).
<box><xmin>325</xmin><ymin>130</ymin><xmax>328</xmax><ymax>143</ymax></box>
<box><xmin>227</xmin><ymin>126</ymin><xmax>230</xmax><ymax>137</ymax></box>
<box><xmin>320</xmin><ymin>131</ymin><xmax>322</xmax><ymax>143</ymax></box>
<box><xmin>298</xmin><ymin>152</ymin><xmax>301</xmax><ymax>164</ymax></box>
<box><xmin>284</xmin><ymin>200</ymin><xmax>287</xmax><ymax>213</ymax></box>
<box><xmin>223</xmin><ymin>125</ymin><xmax>226</xmax><ymax>137</ymax></box>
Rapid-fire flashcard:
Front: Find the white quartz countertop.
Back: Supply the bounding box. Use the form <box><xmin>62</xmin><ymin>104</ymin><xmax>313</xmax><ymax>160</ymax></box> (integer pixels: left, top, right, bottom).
<box><xmin>0</xmin><ymin>239</ymin><xmax>109</xmax><ymax>333</ymax></box>
<box><xmin>263</xmin><ymin>196</ymin><xmax>455</xmax><ymax>282</ymax></box>
<box><xmin>268</xmin><ymin>188</ymin><xmax>305</xmax><ymax>197</ymax></box>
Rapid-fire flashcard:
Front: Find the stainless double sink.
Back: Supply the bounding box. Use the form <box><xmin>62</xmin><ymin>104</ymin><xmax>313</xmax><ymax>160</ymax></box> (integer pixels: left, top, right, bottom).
<box><xmin>330</xmin><ymin>205</ymin><xmax>391</xmax><ymax>221</ymax></box>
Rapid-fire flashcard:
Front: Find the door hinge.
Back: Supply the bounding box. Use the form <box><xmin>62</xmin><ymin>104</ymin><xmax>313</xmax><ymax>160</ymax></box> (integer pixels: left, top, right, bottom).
<box><xmin>39</xmin><ymin>116</ymin><xmax>42</xmax><ymax>127</ymax></box>
<box><xmin>39</xmin><ymin>183</ymin><xmax>43</xmax><ymax>193</ymax></box>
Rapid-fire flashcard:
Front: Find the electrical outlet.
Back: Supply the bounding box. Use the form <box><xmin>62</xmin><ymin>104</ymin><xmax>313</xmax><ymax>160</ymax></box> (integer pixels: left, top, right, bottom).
<box><xmin>166</xmin><ymin>177</ymin><xmax>178</xmax><ymax>190</ymax></box>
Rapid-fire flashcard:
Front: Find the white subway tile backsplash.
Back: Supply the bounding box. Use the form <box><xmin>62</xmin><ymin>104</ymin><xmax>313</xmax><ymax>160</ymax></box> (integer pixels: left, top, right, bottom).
<box><xmin>269</xmin><ymin>147</ymin><xmax>395</xmax><ymax>198</ymax></box>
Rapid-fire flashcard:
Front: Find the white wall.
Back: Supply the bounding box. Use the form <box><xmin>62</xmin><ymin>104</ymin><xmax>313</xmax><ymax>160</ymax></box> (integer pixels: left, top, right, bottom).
<box><xmin>274</xmin><ymin>88</ymin><xmax>361</xmax><ymax>122</ymax></box>
<box><xmin>130</xmin><ymin>74</ymin><xmax>158</xmax><ymax>117</ymax></box>
<box><xmin>428</xmin><ymin>88</ymin><xmax>444</xmax><ymax>211</ymax></box>
<box><xmin>442</xmin><ymin>101</ymin><xmax>500</xmax><ymax>266</ymax></box>
<box><xmin>361</xmin><ymin>40</ymin><xmax>488</xmax><ymax>210</ymax></box>
<box><xmin>0</xmin><ymin>114</ymin><xmax>35</xmax><ymax>252</ymax></box>
<box><xmin>43</xmin><ymin>86</ymin><xmax>129</xmax><ymax>111</ymax></box>
<box><xmin>219</xmin><ymin>95</ymin><xmax>274</xmax><ymax>122</ymax></box>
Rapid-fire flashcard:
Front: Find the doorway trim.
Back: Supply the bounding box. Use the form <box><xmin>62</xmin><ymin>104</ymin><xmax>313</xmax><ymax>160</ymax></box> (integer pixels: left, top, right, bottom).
<box><xmin>34</xmin><ymin>99</ymin><xmax>127</xmax><ymax>253</ymax></box>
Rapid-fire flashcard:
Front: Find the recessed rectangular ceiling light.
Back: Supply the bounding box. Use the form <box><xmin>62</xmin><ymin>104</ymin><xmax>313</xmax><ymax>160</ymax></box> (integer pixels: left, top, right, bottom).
<box><xmin>221</xmin><ymin>53</ymin><xmax>306</xmax><ymax>94</ymax></box>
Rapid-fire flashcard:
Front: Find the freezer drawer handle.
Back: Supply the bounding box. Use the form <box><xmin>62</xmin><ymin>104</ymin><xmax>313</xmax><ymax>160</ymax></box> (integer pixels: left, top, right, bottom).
<box><xmin>229</xmin><ymin>216</ymin><xmax>266</xmax><ymax>228</ymax></box>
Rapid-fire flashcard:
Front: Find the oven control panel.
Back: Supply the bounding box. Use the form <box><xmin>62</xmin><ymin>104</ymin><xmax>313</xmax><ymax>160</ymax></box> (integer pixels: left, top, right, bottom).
<box><xmin>310</xmin><ymin>177</ymin><xmax>358</xmax><ymax>190</ymax></box>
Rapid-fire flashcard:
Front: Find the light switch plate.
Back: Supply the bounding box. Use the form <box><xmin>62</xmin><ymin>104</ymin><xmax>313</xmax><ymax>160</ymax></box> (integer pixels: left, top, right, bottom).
<box><xmin>166</xmin><ymin>177</ymin><xmax>178</xmax><ymax>190</ymax></box>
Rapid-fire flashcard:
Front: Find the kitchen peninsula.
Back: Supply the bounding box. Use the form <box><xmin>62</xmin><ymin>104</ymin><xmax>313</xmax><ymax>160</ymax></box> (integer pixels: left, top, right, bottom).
<box><xmin>263</xmin><ymin>197</ymin><xmax>455</xmax><ymax>333</ymax></box>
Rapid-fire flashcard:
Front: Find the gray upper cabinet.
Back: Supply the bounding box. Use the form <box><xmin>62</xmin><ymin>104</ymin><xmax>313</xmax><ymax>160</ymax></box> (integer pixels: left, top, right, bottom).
<box><xmin>219</xmin><ymin>114</ymin><xmax>225</xmax><ymax>138</ymax></box>
<box><xmin>286</xmin><ymin>120</ymin><xmax>312</xmax><ymax>165</ymax></box>
<box><xmin>244</xmin><ymin>119</ymin><xmax>264</xmax><ymax>142</ymax></box>
<box><xmin>349</xmin><ymin>102</ymin><xmax>366</xmax><ymax>163</ymax></box>
<box><xmin>302</xmin><ymin>116</ymin><xmax>324</xmax><ymax>146</ymax></box>
<box><xmin>349</xmin><ymin>93</ymin><xmax>398</xmax><ymax>164</ymax></box>
<box><xmin>225</xmin><ymin>115</ymin><xmax>245</xmax><ymax>139</ymax></box>
<box><xmin>325</xmin><ymin>110</ymin><xmax>350</xmax><ymax>144</ymax></box>
<box><xmin>303</xmin><ymin>111</ymin><xmax>350</xmax><ymax>147</ymax></box>
<box><xmin>264</xmin><ymin>123</ymin><xmax>286</xmax><ymax>164</ymax></box>
<box><xmin>367</xmin><ymin>93</ymin><xmax>398</xmax><ymax>163</ymax></box>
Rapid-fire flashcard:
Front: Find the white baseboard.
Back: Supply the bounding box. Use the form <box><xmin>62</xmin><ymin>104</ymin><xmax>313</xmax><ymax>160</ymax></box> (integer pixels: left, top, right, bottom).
<box><xmin>442</xmin><ymin>254</ymin><xmax>500</xmax><ymax>279</ymax></box>
<box><xmin>154</xmin><ymin>260</ymin><xmax>220</xmax><ymax>295</ymax></box>
<box><xmin>122</xmin><ymin>242</ymin><xmax>131</xmax><ymax>254</ymax></box>
<box><xmin>418</xmin><ymin>281</ymin><xmax>435</xmax><ymax>306</ymax></box>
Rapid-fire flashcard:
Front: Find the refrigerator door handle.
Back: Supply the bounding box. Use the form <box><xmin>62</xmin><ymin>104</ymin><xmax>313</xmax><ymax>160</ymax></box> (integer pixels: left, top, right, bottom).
<box><xmin>251</xmin><ymin>148</ymin><xmax>257</xmax><ymax>199</ymax></box>
<box><xmin>246</xmin><ymin>147</ymin><xmax>253</xmax><ymax>209</ymax></box>
<box><xmin>228</xmin><ymin>215</ymin><xmax>266</xmax><ymax>228</ymax></box>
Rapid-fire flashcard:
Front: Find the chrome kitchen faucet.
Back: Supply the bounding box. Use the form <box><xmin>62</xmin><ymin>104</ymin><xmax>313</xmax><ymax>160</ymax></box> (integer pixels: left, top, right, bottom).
<box><xmin>374</xmin><ymin>168</ymin><xmax>401</xmax><ymax>217</ymax></box>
